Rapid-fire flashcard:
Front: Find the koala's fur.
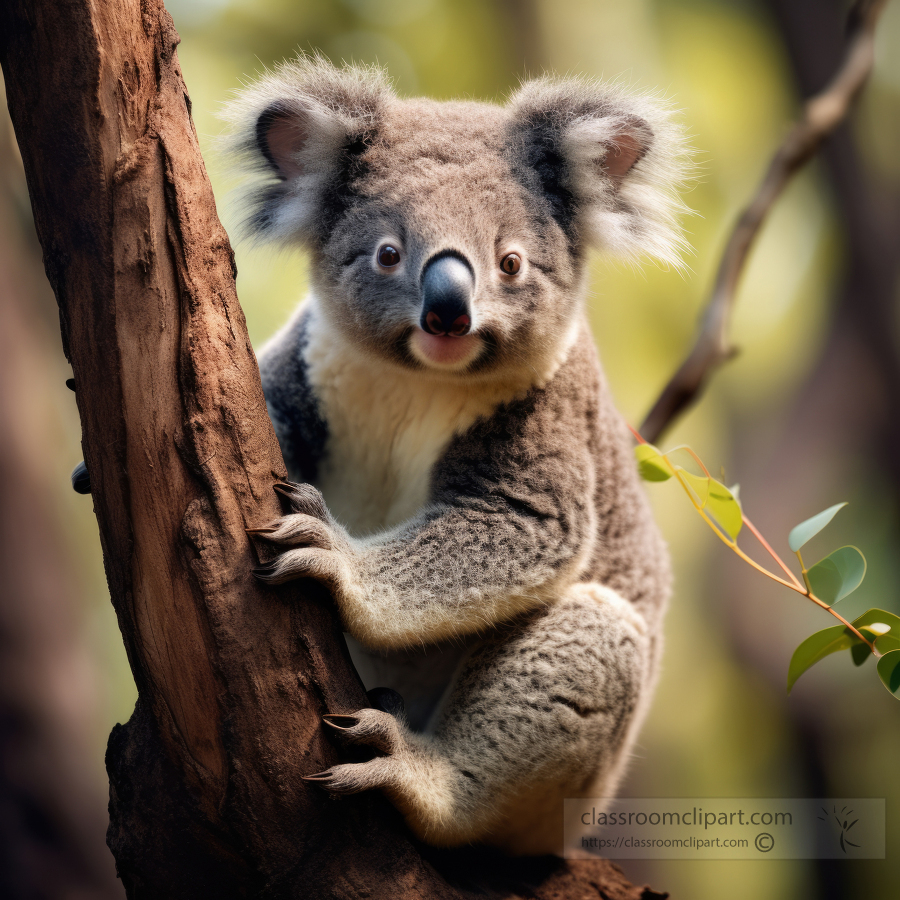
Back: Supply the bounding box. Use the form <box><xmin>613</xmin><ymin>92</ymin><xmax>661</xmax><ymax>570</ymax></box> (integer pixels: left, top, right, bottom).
<box><xmin>224</xmin><ymin>56</ymin><xmax>688</xmax><ymax>855</ymax></box>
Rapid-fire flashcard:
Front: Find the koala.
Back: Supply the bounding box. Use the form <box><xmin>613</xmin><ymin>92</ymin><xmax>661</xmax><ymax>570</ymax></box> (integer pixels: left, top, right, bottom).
<box><xmin>223</xmin><ymin>56</ymin><xmax>688</xmax><ymax>855</ymax></box>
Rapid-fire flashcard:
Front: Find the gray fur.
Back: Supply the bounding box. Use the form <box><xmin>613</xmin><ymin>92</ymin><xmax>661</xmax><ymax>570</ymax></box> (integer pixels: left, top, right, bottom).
<box><xmin>225</xmin><ymin>56</ymin><xmax>686</xmax><ymax>854</ymax></box>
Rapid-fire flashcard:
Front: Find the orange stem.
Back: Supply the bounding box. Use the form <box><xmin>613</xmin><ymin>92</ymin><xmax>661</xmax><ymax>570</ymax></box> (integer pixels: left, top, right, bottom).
<box><xmin>627</xmin><ymin>422</ymin><xmax>647</xmax><ymax>444</ymax></box>
<box><xmin>629</xmin><ymin>429</ymin><xmax>877</xmax><ymax>652</ymax></box>
<box><xmin>671</xmin><ymin>465</ymin><xmax>876</xmax><ymax>652</ymax></box>
<box><xmin>741</xmin><ymin>513</ymin><xmax>805</xmax><ymax>590</ymax></box>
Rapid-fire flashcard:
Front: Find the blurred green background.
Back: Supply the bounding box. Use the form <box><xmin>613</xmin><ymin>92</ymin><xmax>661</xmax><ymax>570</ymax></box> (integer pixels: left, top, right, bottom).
<box><xmin>2</xmin><ymin>0</ymin><xmax>899</xmax><ymax>897</ymax></box>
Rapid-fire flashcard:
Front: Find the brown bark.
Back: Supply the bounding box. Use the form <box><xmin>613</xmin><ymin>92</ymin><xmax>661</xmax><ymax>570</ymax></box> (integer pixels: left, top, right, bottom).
<box><xmin>0</xmin><ymin>1</ymin><xmax>661</xmax><ymax>897</ymax></box>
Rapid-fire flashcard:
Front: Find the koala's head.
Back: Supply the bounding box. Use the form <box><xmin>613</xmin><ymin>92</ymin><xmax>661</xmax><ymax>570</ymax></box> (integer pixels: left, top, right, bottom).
<box><xmin>224</xmin><ymin>57</ymin><xmax>689</xmax><ymax>381</ymax></box>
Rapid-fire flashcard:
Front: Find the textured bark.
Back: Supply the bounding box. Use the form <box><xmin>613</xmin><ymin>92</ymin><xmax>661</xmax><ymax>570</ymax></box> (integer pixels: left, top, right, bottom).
<box><xmin>0</xmin><ymin>1</ymin><xmax>663</xmax><ymax>897</ymax></box>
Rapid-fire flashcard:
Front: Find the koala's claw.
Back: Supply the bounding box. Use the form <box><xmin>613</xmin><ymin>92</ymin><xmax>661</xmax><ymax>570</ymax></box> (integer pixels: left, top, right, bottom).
<box><xmin>252</xmin><ymin>484</ymin><xmax>349</xmax><ymax>589</ymax></box>
<box><xmin>301</xmin><ymin>769</ymin><xmax>337</xmax><ymax>784</ymax></box>
<box><xmin>249</xmin><ymin>515</ymin><xmax>335</xmax><ymax>550</ymax></box>
<box><xmin>322</xmin><ymin>714</ymin><xmax>360</xmax><ymax>731</ymax></box>
<box><xmin>320</xmin><ymin>708</ymin><xmax>402</xmax><ymax>754</ymax></box>
<box><xmin>302</xmin><ymin>758</ymin><xmax>395</xmax><ymax>795</ymax></box>
<box><xmin>252</xmin><ymin>546</ymin><xmax>347</xmax><ymax>590</ymax></box>
<box><xmin>273</xmin><ymin>481</ymin><xmax>329</xmax><ymax>520</ymax></box>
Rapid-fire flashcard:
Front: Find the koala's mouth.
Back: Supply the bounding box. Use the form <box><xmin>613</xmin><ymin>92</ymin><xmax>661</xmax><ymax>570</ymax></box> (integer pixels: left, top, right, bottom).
<box><xmin>409</xmin><ymin>329</ymin><xmax>483</xmax><ymax>369</ymax></box>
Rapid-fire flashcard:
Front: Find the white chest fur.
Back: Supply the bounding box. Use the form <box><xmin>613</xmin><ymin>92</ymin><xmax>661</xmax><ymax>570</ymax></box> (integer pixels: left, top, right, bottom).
<box><xmin>303</xmin><ymin>310</ymin><xmax>525</xmax><ymax>537</ymax></box>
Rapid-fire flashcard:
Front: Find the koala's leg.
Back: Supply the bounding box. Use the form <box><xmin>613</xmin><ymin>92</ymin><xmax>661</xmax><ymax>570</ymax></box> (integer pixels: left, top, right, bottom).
<box><xmin>306</xmin><ymin>583</ymin><xmax>656</xmax><ymax>853</ymax></box>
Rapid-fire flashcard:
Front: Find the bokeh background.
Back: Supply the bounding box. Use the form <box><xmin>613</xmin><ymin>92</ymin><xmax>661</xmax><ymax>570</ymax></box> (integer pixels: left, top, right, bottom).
<box><xmin>2</xmin><ymin>0</ymin><xmax>899</xmax><ymax>897</ymax></box>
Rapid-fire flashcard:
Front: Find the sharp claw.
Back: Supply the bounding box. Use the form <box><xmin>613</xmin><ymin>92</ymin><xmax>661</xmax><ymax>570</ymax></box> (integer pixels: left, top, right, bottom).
<box><xmin>246</xmin><ymin>526</ymin><xmax>277</xmax><ymax>535</ymax></box>
<box><xmin>322</xmin><ymin>715</ymin><xmax>359</xmax><ymax>731</ymax></box>
<box><xmin>302</xmin><ymin>770</ymin><xmax>335</xmax><ymax>782</ymax></box>
<box><xmin>273</xmin><ymin>482</ymin><xmax>299</xmax><ymax>496</ymax></box>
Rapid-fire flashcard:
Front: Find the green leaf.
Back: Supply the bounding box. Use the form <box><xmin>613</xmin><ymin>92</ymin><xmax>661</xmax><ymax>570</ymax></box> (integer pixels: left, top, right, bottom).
<box><xmin>875</xmin><ymin>633</ymin><xmax>900</xmax><ymax>655</ymax></box>
<box><xmin>806</xmin><ymin>546</ymin><xmax>866</xmax><ymax>604</ymax></box>
<box><xmin>849</xmin><ymin>611</ymin><xmax>899</xmax><ymax>667</ymax></box>
<box><xmin>852</xmin><ymin>608</ymin><xmax>900</xmax><ymax>632</ymax></box>
<box><xmin>635</xmin><ymin>444</ymin><xmax>673</xmax><ymax>482</ymax></box>
<box><xmin>787</xmin><ymin>626</ymin><xmax>856</xmax><ymax>693</ymax></box>
<box><xmin>676</xmin><ymin>470</ymin><xmax>710</xmax><ymax>506</ymax></box>
<box><xmin>705</xmin><ymin>479</ymin><xmax>743</xmax><ymax>540</ymax></box>
<box><xmin>665</xmin><ymin>457</ymin><xmax>741</xmax><ymax>539</ymax></box>
<box><xmin>851</xmin><ymin>625</ymin><xmax>891</xmax><ymax>666</ymax></box>
<box><xmin>877</xmin><ymin>650</ymin><xmax>900</xmax><ymax>697</ymax></box>
<box><xmin>788</xmin><ymin>611</ymin><xmax>900</xmax><ymax>689</ymax></box>
<box><xmin>851</xmin><ymin>642</ymin><xmax>872</xmax><ymax>667</ymax></box>
<box><xmin>788</xmin><ymin>503</ymin><xmax>847</xmax><ymax>552</ymax></box>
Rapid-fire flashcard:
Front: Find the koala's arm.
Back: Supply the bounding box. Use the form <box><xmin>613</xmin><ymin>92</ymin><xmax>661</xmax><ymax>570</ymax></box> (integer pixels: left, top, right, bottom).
<box><xmin>260</xmin><ymin>378</ymin><xmax>596</xmax><ymax>651</ymax></box>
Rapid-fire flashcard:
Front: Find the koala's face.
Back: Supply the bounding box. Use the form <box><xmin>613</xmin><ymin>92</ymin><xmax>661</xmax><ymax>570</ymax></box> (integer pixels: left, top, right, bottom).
<box><xmin>226</xmin><ymin>59</ymin><xmax>688</xmax><ymax>380</ymax></box>
<box><xmin>311</xmin><ymin>100</ymin><xmax>581</xmax><ymax>378</ymax></box>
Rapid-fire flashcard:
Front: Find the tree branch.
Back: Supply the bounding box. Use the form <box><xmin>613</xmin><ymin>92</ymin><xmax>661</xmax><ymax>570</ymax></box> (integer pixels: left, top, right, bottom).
<box><xmin>0</xmin><ymin>0</ymin><xmax>659</xmax><ymax>896</ymax></box>
<box><xmin>640</xmin><ymin>0</ymin><xmax>887</xmax><ymax>445</ymax></box>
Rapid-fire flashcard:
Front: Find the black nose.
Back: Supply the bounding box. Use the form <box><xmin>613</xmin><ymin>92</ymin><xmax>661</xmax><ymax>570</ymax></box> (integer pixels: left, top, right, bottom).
<box><xmin>420</xmin><ymin>253</ymin><xmax>474</xmax><ymax>337</ymax></box>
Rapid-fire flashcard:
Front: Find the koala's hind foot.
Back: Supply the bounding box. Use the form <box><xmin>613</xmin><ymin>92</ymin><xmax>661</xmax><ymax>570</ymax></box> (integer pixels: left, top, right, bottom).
<box><xmin>304</xmin><ymin>706</ymin><xmax>475</xmax><ymax>844</ymax></box>
<box><xmin>305</xmin><ymin>584</ymin><xmax>654</xmax><ymax>854</ymax></box>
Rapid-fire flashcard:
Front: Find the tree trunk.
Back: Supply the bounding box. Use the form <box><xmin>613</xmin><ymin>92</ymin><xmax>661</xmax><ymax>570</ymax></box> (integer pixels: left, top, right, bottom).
<box><xmin>0</xmin><ymin>1</ymin><xmax>662</xmax><ymax>897</ymax></box>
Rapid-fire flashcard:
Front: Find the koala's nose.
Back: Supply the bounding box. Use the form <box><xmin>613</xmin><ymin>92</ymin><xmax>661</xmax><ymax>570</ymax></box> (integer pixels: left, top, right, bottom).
<box><xmin>420</xmin><ymin>253</ymin><xmax>474</xmax><ymax>337</ymax></box>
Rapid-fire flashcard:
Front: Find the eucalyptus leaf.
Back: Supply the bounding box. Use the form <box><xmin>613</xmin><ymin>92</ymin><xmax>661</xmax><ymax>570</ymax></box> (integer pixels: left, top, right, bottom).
<box><xmin>788</xmin><ymin>503</ymin><xmax>847</xmax><ymax>552</ymax></box>
<box><xmin>788</xmin><ymin>611</ymin><xmax>899</xmax><ymax>688</ymax></box>
<box><xmin>877</xmin><ymin>650</ymin><xmax>900</xmax><ymax>698</ymax></box>
<box><xmin>806</xmin><ymin>546</ymin><xmax>866</xmax><ymax>604</ymax></box>
<box><xmin>849</xmin><ymin>612</ymin><xmax>900</xmax><ymax>668</ymax></box>
<box><xmin>676</xmin><ymin>470</ymin><xmax>710</xmax><ymax>507</ymax></box>
<box><xmin>851</xmin><ymin>642</ymin><xmax>872</xmax><ymax>667</ymax></box>
<box><xmin>851</xmin><ymin>625</ymin><xmax>891</xmax><ymax>666</ymax></box>
<box><xmin>852</xmin><ymin>609</ymin><xmax>900</xmax><ymax>633</ymax></box>
<box><xmin>787</xmin><ymin>626</ymin><xmax>855</xmax><ymax>693</ymax></box>
<box><xmin>860</xmin><ymin>623</ymin><xmax>893</xmax><ymax>637</ymax></box>
<box><xmin>875</xmin><ymin>633</ymin><xmax>900</xmax><ymax>655</ymax></box>
<box><xmin>635</xmin><ymin>444</ymin><xmax>673</xmax><ymax>482</ymax></box>
<box><xmin>705</xmin><ymin>479</ymin><xmax>743</xmax><ymax>540</ymax></box>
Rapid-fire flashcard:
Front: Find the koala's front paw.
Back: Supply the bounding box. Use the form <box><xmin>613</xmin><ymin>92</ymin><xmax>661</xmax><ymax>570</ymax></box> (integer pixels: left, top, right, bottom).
<box><xmin>249</xmin><ymin>481</ymin><xmax>357</xmax><ymax>594</ymax></box>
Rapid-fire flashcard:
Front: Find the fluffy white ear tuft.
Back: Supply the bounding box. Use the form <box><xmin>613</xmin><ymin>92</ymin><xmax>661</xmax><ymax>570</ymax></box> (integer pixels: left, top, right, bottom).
<box><xmin>509</xmin><ymin>77</ymin><xmax>693</xmax><ymax>269</ymax></box>
<box><xmin>219</xmin><ymin>54</ymin><xmax>394</xmax><ymax>245</ymax></box>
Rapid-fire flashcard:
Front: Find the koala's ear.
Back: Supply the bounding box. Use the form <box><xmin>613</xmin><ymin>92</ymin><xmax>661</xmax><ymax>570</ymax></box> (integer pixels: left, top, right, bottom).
<box><xmin>221</xmin><ymin>56</ymin><xmax>394</xmax><ymax>243</ymax></box>
<box><xmin>255</xmin><ymin>106</ymin><xmax>312</xmax><ymax>180</ymax></box>
<box><xmin>508</xmin><ymin>78</ymin><xmax>691</xmax><ymax>268</ymax></box>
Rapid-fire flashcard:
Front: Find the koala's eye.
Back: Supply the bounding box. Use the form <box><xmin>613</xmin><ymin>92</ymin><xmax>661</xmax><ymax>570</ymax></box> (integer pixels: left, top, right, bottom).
<box><xmin>377</xmin><ymin>244</ymin><xmax>401</xmax><ymax>268</ymax></box>
<box><xmin>500</xmin><ymin>253</ymin><xmax>522</xmax><ymax>276</ymax></box>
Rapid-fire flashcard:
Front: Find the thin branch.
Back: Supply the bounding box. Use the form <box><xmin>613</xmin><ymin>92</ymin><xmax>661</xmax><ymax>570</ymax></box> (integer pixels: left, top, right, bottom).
<box><xmin>683</xmin><ymin>477</ymin><xmax>876</xmax><ymax>651</ymax></box>
<box><xmin>742</xmin><ymin>512</ymin><xmax>806</xmax><ymax>590</ymax></box>
<box><xmin>640</xmin><ymin>0</ymin><xmax>887</xmax><ymax>444</ymax></box>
